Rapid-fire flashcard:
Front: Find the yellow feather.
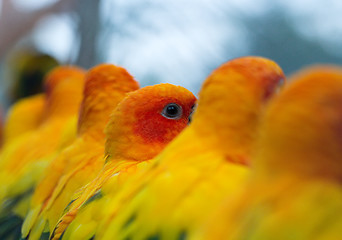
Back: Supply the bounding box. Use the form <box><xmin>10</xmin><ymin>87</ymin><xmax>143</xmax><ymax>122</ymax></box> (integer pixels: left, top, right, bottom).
<box><xmin>3</xmin><ymin>93</ymin><xmax>45</xmax><ymax>143</ymax></box>
<box><xmin>196</xmin><ymin>65</ymin><xmax>342</xmax><ymax>240</ymax></box>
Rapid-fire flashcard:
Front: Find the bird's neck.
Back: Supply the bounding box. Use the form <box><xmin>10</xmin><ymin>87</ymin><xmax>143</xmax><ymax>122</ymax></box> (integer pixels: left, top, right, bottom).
<box><xmin>193</xmin><ymin>82</ymin><xmax>262</xmax><ymax>166</ymax></box>
<box><xmin>104</xmin><ymin>115</ymin><xmax>162</xmax><ymax>162</ymax></box>
<box><xmin>193</xmin><ymin>110</ymin><xmax>257</xmax><ymax>166</ymax></box>
<box><xmin>77</xmin><ymin>82</ymin><xmax>139</xmax><ymax>142</ymax></box>
<box><xmin>43</xmin><ymin>82</ymin><xmax>83</xmax><ymax>120</ymax></box>
<box><xmin>77</xmin><ymin>95</ymin><xmax>115</xmax><ymax>143</ymax></box>
<box><xmin>43</xmin><ymin>95</ymin><xmax>81</xmax><ymax>120</ymax></box>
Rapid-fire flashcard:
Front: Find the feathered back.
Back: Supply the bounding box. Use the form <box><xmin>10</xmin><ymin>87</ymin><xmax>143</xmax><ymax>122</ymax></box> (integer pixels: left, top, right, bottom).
<box><xmin>77</xmin><ymin>64</ymin><xmax>140</xmax><ymax>141</ymax></box>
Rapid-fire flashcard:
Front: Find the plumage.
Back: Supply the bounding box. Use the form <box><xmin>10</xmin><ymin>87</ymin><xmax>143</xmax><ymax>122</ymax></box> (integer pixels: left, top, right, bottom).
<box><xmin>50</xmin><ymin>83</ymin><xmax>196</xmax><ymax>240</ymax></box>
<box><xmin>21</xmin><ymin>64</ymin><xmax>140</xmax><ymax>240</ymax></box>
<box><xmin>62</xmin><ymin>56</ymin><xmax>285</xmax><ymax>240</ymax></box>
<box><xmin>0</xmin><ymin>66</ymin><xmax>85</xmax><ymax>231</ymax></box>
<box><xmin>3</xmin><ymin>93</ymin><xmax>45</xmax><ymax>144</ymax></box>
<box><xmin>195</xmin><ymin>65</ymin><xmax>342</xmax><ymax>240</ymax></box>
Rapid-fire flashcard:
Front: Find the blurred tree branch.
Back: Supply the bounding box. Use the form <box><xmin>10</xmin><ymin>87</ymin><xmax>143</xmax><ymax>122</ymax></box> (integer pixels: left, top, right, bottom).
<box><xmin>0</xmin><ymin>0</ymin><xmax>78</xmax><ymax>59</ymax></box>
<box><xmin>74</xmin><ymin>0</ymin><xmax>101</xmax><ymax>68</ymax></box>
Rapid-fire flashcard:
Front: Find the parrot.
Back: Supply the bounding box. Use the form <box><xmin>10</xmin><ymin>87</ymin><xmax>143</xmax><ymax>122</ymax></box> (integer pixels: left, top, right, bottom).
<box><xmin>60</xmin><ymin>56</ymin><xmax>285</xmax><ymax>240</ymax></box>
<box><xmin>21</xmin><ymin>63</ymin><xmax>140</xmax><ymax>240</ymax></box>
<box><xmin>0</xmin><ymin>66</ymin><xmax>85</xmax><ymax>239</ymax></box>
<box><xmin>50</xmin><ymin>83</ymin><xmax>197</xmax><ymax>240</ymax></box>
<box><xmin>194</xmin><ymin>65</ymin><xmax>342</xmax><ymax>240</ymax></box>
<box><xmin>3</xmin><ymin>93</ymin><xmax>45</xmax><ymax>144</ymax></box>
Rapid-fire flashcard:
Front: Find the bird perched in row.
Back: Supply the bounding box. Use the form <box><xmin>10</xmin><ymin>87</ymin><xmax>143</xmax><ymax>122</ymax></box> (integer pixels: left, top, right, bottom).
<box><xmin>21</xmin><ymin>64</ymin><xmax>140</xmax><ymax>240</ymax></box>
<box><xmin>58</xmin><ymin>56</ymin><xmax>285</xmax><ymax>240</ymax></box>
<box><xmin>195</xmin><ymin>65</ymin><xmax>342</xmax><ymax>240</ymax></box>
<box><xmin>0</xmin><ymin>94</ymin><xmax>45</xmax><ymax>238</ymax></box>
<box><xmin>0</xmin><ymin>66</ymin><xmax>85</xmax><ymax>238</ymax></box>
<box><xmin>50</xmin><ymin>83</ymin><xmax>197</xmax><ymax>240</ymax></box>
<box><xmin>3</xmin><ymin>93</ymin><xmax>45</xmax><ymax>144</ymax></box>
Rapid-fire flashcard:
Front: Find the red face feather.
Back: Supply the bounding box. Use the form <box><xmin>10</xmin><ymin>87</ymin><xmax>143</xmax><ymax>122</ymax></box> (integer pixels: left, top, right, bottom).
<box><xmin>133</xmin><ymin>96</ymin><xmax>193</xmax><ymax>144</ymax></box>
<box><xmin>105</xmin><ymin>84</ymin><xmax>196</xmax><ymax>161</ymax></box>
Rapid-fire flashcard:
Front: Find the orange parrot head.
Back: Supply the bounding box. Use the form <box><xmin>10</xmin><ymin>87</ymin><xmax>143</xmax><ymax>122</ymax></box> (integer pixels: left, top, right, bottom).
<box><xmin>105</xmin><ymin>83</ymin><xmax>196</xmax><ymax>161</ymax></box>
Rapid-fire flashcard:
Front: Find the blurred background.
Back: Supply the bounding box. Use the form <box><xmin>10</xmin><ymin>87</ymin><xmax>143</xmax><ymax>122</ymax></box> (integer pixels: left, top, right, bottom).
<box><xmin>1</xmin><ymin>0</ymin><xmax>342</xmax><ymax>109</ymax></box>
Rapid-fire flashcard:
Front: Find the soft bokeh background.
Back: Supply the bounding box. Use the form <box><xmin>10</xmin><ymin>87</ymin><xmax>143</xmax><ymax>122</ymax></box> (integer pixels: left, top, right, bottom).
<box><xmin>1</xmin><ymin>0</ymin><xmax>342</xmax><ymax>109</ymax></box>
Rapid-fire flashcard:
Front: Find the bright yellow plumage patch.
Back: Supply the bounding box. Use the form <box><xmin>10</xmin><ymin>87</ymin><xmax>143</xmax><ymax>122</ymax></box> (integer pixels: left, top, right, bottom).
<box><xmin>3</xmin><ymin>93</ymin><xmax>45</xmax><ymax>144</ymax></box>
<box><xmin>195</xmin><ymin>65</ymin><xmax>342</xmax><ymax>240</ymax></box>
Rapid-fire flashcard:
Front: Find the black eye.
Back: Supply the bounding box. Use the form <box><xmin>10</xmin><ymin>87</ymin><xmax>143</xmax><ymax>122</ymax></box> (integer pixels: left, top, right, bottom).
<box><xmin>161</xmin><ymin>103</ymin><xmax>183</xmax><ymax>120</ymax></box>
